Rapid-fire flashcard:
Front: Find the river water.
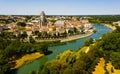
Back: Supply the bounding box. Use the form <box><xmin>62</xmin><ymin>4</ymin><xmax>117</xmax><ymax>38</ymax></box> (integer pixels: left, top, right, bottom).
<box><xmin>13</xmin><ymin>24</ymin><xmax>112</xmax><ymax>74</ymax></box>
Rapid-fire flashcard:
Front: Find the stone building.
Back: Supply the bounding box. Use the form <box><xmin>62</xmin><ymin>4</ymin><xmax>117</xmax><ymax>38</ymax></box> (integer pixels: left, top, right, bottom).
<box><xmin>39</xmin><ymin>11</ymin><xmax>47</xmax><ymax>28</ymax></box>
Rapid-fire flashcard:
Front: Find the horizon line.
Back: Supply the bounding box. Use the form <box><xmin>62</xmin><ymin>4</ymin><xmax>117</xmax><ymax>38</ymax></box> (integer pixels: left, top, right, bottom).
<box><xmin>0</xmin><ymin>14</ymin><xmax>120</xmax><ymax>16</ymax></box>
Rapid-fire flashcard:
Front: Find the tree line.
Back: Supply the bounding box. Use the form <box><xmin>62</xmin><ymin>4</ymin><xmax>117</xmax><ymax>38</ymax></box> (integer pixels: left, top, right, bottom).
<box><xmin>88</xmin><ymin>15</ymin><xmax>120</xmax><ymax>24</ymax></box>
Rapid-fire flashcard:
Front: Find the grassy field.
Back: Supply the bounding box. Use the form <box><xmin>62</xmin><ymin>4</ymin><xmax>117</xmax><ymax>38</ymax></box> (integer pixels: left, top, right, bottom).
<box><xmin>106</xmin><ymin>62</ymin><xmax>120</xmax><ymax>74</ymax></box>
<box><xmin>11</xmin><ymin>52</ymin><xmax>44</xmax><ymax>69</ymax></box>
<box><xmin>104</xmin><ymin>24</ymin><xmax>116</xmax><ymax>30</ymax></box>
<box><xmin>93</xmin><ymin>58</ymin><xmax>105</xmax><ymax>74</ymax></box>
<box><xmin>93</xmin><ymin>58</ymin><xmax>120</xmax><ymax>74</ymax></box>
<box><xmin>79</xmin><ymin>46</ymin><xmax>88</xmax><ymax>52</ymax></box>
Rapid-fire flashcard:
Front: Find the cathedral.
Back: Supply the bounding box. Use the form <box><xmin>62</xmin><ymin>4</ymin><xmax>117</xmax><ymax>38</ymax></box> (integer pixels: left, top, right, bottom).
<box><xmin>39</xmin><ymin>11</ymin><xmax>47</xmax><ymax>28</ymax></box>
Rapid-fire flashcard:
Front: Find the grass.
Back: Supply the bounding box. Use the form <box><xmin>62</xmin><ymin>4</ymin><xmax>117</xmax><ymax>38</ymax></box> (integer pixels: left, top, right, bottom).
<box><xmin>56</xmin><ymin>46</ymin><xmax>89</xmax><ymax>62</ymax></box>
<box><xmin>75</xmin><ymin>46</ymin><xmax>88</xmax><ymax>59</ymax></box>
<box><xmin>105</xmin><ymin>24</ymin><xmax>116</xmax><ymax>30</ymax></box>
<box><xmin>106</xmin><ymin>62</ymin><xmax>120</xmax><ymax>74</ymax></box>
<box><xmin>93</xmin><ymin>58</ymin><xmax>120</xmax><ymax>74</ymax></box>
<box><xmin>79</xmin><ymin>46</ymin><xmax>88</xmax><ymax>52</ymax></box>
<box><xmin>11</xmin><ymin>52</ymin><xmax>44</xmax><ymax>69</ymax></box>
<box><xmin>93</xmin><ymin>58</ymin><xmax>105</xmax><ymax>74</ymax></box>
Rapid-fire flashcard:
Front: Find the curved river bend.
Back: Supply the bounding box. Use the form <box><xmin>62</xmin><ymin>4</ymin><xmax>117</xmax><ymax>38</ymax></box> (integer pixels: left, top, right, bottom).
<box><xmin>13</xmin><ymin>24</ymin><xmax>112</xmax><ymax>74</ymax></box>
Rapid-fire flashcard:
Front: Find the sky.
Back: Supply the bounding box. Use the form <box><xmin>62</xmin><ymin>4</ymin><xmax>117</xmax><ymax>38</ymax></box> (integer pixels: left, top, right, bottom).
<box><xmin>0</xmin><ymin>0</ymin><xmax>120</xmax><ymax>15</ymax></box>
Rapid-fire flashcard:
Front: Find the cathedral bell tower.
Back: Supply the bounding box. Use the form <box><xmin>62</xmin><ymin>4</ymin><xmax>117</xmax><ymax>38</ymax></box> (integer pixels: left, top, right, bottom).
<box><xmin>39</xmin><ymin>11</ymin><xmax>47</xmax><ymax>28</ymax></box>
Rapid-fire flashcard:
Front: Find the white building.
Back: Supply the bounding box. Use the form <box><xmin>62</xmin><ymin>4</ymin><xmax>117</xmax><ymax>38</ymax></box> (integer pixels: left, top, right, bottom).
<box><xmin>84</xmin><ymin>23</ymin><xmax>93</xmax><ymax>29</ymax></box>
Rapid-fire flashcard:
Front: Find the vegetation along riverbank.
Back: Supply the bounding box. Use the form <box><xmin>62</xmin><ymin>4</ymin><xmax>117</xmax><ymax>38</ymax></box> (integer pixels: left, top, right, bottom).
<box><xmin>104</xmin><ymin>24</ymin><xmax>116</xmax><ymax>30</ymax></box>
<box><xmin>34</xmin><ymin>26</ymin><xmax>120</xmax><ymax>74</ymax></box>
<box><xmin>0</xmin><ymin>35</ymin><xmax>50</xmax><ymax>74</ymax></box>
<box><xmin>11</xmin><ymin>52</ymin><xmax>44</xmax><ymax>69</ymax></box>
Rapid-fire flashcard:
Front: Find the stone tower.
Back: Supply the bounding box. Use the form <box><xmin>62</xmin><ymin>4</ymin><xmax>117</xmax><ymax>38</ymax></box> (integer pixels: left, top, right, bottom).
<box><xmin>39</xmin><ymin>11</ymin><xmax>47</xmax><ymax>28</ymax></box>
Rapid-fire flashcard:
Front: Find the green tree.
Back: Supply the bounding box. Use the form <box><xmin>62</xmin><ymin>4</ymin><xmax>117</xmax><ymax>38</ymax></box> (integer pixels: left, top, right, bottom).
<box><xmin>29</xmin><ymin>71</ymin><xmax>36</xmax><ymax>74</ymax></box>
<box><xmin>29</xmin><ymin>36</ymin><xmax>35</xmax><ymax>44</ymax></box>
<box><xmin>0</xmin><ymin>50</ymin><xmax>10</xmax><ymax>74</ymax></box>
<box><xmin>38</xmin><ymin>32</ymin><xmax>42</xmax><ymax>38</ymax></box>
<box><xmin>17</xmin><ymin>22</ymin><xmax>26</xmax><ymax>27</ymax></box>
<box><xmin>20</xmin><ymin>31</ymin><xmax>28</xmax><ymax>40</ymax></box>
<box><xmin>110</xmin><ymin>52</ymin><xmax>120</xmax><ymax>69</ymax></box>
<box><xmin>84</xmin><ymin>38</ymin><xmax>93</xmax><ymax>46</ymax></box>
<box><xmin>35</xmin><ymin>31</ymin><xmax>39</xmax><ymax>35</ymax></box>
<box><xmin>113</xmin><ymin>26</ymin><xmax>120</xmax><ymax>33</ymax></box>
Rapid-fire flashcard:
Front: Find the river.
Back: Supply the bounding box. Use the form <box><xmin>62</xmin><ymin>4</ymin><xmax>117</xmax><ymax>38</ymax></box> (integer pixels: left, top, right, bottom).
<box><xmin>13</xmin><ymin>23</ymin><xmax>112</xmax><ymax>74</ymax></box>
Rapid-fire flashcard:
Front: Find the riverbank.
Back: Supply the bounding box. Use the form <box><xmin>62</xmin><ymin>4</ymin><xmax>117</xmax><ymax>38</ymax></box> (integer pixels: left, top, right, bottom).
<box><xmin>10</xmin><ymin>32</ymin><xmax>94</xmax><ymax>69</ymax></box>
<box><xmin>60</xmin><ymin>32</ymin><xmax>94</xmax><ymax>42</ymax></box>
<box><xmin>104</xmin><ymin>24</ymin><xmax>116</xmax><ymax>30</ymax></box>
<box><xmin>11</xmin><ymin>52</ymin><xmax>44</xmax><ymax>70</ymax></box>
<box><xmin>34</xmin><ymin>32</ymin><xmax>94</xmax><ymax>43</ymax></box>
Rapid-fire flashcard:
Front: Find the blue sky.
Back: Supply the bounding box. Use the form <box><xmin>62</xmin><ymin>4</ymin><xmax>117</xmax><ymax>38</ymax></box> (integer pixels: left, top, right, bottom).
<box><xmin>0</xmin><ymin>0</ymin><xmax>120</xmax><ymax>15</ymax></box>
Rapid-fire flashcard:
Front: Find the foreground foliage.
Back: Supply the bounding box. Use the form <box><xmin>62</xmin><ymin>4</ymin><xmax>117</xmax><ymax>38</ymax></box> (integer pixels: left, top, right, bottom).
<box><xmin>38</xmin><ymin>44</ymin><xmax>102</xmax><ymax>74</ymax></box>
<box><xmin>0</xmin><ymin>38</ymin><xmax>48</xmax><ymax>74</ymax></box>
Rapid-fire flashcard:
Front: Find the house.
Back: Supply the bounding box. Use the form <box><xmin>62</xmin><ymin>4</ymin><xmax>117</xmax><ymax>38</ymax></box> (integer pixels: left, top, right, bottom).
<box><xmin>55</xmin><ymin>20</ymin><xmax>65</xmax><ymax>27</ymax></box>
<box><xmin>84</xmin><ymin>23</ymin><xmax>93</xmax><ymax>29</ymax></box>
<box><xmin>26</xmin><ymin>27</ymin><xmax>33</xmax><ymax>36</ymax></box>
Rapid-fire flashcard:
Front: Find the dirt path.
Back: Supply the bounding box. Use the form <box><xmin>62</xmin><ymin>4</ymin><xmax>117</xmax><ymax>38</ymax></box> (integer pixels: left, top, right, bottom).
<box><xmin>85</xmin><ymin>47</ymin><xmax>89</xmax><ymax>53</ymax></box>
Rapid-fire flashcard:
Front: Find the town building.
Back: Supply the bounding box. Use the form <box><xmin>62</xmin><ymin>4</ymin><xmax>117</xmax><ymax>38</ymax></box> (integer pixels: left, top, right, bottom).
<box><xmin>39</xmin><ymin>11</ymin><xmax>47</xmax><ymax>28</ymax></box>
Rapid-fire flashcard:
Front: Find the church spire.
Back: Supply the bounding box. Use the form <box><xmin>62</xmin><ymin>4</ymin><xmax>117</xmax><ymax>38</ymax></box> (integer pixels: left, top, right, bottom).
<box><xmin>39</xmin><ymin>11</ymin><xmax>47</xmax><ymax>28</ymax></box>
